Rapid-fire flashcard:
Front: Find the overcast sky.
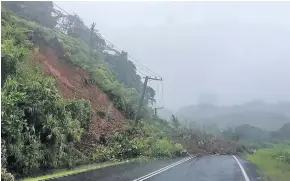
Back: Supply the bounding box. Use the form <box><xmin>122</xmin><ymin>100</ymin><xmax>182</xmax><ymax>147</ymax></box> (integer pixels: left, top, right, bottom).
<box><xmin>55</xmin><ymin>1</ymin><xmax>290</xmax><ymax>110</ymax></box>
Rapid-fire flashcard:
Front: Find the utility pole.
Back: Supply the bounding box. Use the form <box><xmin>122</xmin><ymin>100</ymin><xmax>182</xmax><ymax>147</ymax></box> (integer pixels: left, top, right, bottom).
<box><xmin>154</xmin><ymin>107</ymin><xmax>164</xmax><ymax>117</ymax></box>
<box><xmin>135</xmin><ymin>76</ymin><xmax>162</xmax><ymax>122</ymax></box>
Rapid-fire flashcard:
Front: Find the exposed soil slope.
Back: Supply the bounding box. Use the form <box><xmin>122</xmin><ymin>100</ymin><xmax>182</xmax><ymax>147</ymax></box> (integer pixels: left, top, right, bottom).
<box><xmin>31</xmin><ymin>34</ymin><xmax>125</xmax><ymax>142</ymax></box>
<box><xmin>29</xmin><ymin>34</ymin><xmax>244</xmax><ymax>157</ymax></box>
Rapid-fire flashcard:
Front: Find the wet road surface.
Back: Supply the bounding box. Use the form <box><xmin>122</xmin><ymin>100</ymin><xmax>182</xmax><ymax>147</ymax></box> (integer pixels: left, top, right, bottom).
<box><xmin>52</xmin><ymin>155</ymin><xmax>260</xmax><ymax>181</ymax></box>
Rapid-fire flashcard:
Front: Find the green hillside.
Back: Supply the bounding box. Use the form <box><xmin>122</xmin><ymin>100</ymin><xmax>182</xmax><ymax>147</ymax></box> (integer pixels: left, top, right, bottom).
<box><xmin>2</xmin><ymin>1</ymin><xmax>156</xmax><ymax>119</ymax></box>
<box><xmin>1</xmin><ymin>2</ymin><xmax>183</xmax><ymax>179</ymax></box>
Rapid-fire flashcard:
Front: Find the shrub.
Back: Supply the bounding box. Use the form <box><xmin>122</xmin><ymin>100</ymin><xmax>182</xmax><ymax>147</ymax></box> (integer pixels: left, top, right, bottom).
<box><xmin>247</xmin><ymin>146</ymin><xmax>290</xmax><ymax>181</ymax></box>
<box><xmin>1</xmin><ymin>28</ymin><xmax>92</xmax><ymax>175</ymax></box>
<box><xmin>150</xmin><ymin>138</ymin><xmax>175</xmax><ymax>158</ymax></box>
<box><xmin>92</xmin><ymin>146</ymin><xmax>117</xmax><ymax>162</ymax></box>
<box><xmin>91</xmin><ymin>121</ymin><xmax>186</xmax><ymax>162</ymax></box>
<box><xmin>273</xmin><ymin>150</ymin><xmax>290</xmax><ymax>164</ymax></box>
<box><xmin>174</xmin><ymin>143</ymin><xmax>187</xmax><ymax>156</ymax></box>
<box><xmin>1</xmin><ymin>62</ymin><xmax>92</xmax><ymax>174</ymax></box>
<box><xmin>1</xmin><ymin>168</ymin><xmax>15</xmax><ymax>181</ymax></box>
<box><xmin>1</xmin><ymin>23</ymin><xmax>31</xmax><ymax>85</ymax></box>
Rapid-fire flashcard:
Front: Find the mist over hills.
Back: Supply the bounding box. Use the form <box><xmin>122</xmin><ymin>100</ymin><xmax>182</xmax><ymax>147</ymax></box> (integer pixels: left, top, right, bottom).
<box><xmin>159</xmin><ymin>101</ymin><xmax>290</xmax><ymax>130</ymax></box>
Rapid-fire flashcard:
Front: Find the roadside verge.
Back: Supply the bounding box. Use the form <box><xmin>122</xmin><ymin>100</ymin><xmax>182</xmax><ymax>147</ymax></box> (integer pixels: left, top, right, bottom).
<box><xmin>21</xmin><ymin>161</ymin><xmax>128</xmax><ymax>181</ymax></box>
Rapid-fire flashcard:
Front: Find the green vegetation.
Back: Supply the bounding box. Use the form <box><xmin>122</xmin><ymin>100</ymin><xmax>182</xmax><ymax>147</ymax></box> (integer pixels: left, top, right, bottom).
<box><xmin>222</xmin><ymin>123</ymin><xmax>290</xmax><ymax>181</ymax></box>
<box><xmin>188</xmin><ymin>109</ymin><xmax>290</xmax><ymax>181</ymax></box>
<box><xmin>220</xmin><ymin>123</ymin><xmax>290</xmax><ymax>150</ymax></box>
<box><xmin>0</xmin><ymin>2</ymin><xmax>257</xmax><ymax>180</ymax></box>
<box><xmin>91</xmin><ymin>120</ymin><xmax>186</xmax><ymax>162</ymax></box>
<box><xmin>1</xmin><ymin>168</ymin><xmax>15</xmax><ymax>181</ymax></box>
<box><xmin>1</xmin><ymin>2</ymin><xmax>186</xmax><ymax>179</ymax></box>
<box><xmin>21</xmin><ymin>161</ymin><xmax>126</xmax><ymax>181</ymax></box>
<box><xmin>1</xmin><ymin>13</ymin><xmax>93</xmax><ymax>176</ymax></box>
<box><xmin>247</xmin><ymin>145</ymin><xmax>290</xmax><ymax>181</ymax></box>
<box><xmin>2</xmin><ymin>1</ymin><xmax>155</xmax><ymax>118</ymax></box>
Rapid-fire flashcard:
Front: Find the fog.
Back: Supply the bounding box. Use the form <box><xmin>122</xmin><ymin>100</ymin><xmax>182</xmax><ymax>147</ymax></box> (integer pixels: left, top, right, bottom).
<box><xmin>55</xmin><ymin>1</ymin><xmax>290</xmax><ymax>110</ymax></box>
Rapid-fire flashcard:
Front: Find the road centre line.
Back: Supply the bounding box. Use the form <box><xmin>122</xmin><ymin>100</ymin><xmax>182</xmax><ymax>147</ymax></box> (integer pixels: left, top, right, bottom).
<box><xmin>133</xmin><ymin>156</ymin><xmax>193</xmax><ymax>181</ymax></box>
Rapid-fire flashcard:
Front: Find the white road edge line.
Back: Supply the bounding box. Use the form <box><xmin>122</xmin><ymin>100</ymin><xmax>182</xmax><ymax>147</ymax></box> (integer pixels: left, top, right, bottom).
<box><xmin>233</xmin><ymin>155</ymin><xmax>251</xmax><ymax>181</ymax></box>
<box><xmin>133</xmin><ymin>156</ymin><xmax>193</xmax><ymax>181</ymax></box>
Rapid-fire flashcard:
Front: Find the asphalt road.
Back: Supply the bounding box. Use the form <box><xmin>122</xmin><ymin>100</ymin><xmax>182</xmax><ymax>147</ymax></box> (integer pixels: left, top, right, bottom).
<box><xmin>52</xmin><ymin>155</ymin><xmax>260</xmax><ymax>181</ymax></box>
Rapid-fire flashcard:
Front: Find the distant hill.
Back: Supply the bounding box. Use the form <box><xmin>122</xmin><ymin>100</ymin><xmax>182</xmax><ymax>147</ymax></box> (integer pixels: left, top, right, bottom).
<box><xmin>176</xmin><ymin>102</ymin><xmax>290</xmax><ymax>130</ymax></box>
<box><xmin>234</xmin><ymin>124</ymin><xmax>271</xmax><ymax>141</ymax></box>
<box><xmin>222</xmin><ymin>123</ymin><xmax>290</xmax><ymax>143</ymax></box>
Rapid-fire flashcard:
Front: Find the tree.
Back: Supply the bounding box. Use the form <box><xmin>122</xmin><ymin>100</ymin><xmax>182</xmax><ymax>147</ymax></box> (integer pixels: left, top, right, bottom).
<box><xmin>171</xmin><ymin>115</ymin><xmax>180</xmax><ymax>129</ymax></box>
<box><xmin>89</xmin><ymin>22</ymin><xmax>96</xmax><ymax>62</ymax></box>
<box><xmin>3</xmin><ymin>1</ymin><xmax>60</xmax><ymax>28</ymax></box>
<box><xmin>58</xmin><ymin>14</ymin><xmax>106</xmax><ymax>51</ymax></box>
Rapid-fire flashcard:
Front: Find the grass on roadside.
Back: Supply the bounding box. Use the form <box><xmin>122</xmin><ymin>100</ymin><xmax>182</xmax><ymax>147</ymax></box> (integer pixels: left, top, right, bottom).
<box><xmin>246</xmin><ymin>146</ymin><xmax>290</xmax><ymax>181</ymax></box>
<box><xmin>21</xmin><ymin>161</ymin><xmax>127</xmax><ymax>181</ymax></box>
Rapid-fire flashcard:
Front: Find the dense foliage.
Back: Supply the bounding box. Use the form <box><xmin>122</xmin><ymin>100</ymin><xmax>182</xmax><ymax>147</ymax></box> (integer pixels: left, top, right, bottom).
<box><xmin>92</xmin><ymin>120</ymin><xmax>186</xmax><ymax>162</ymax></box>
<box><xmin>1</xmin><ymin>10</ymin><xmax>93</xmax><ymax>176</ymax></box>
<box><xmin>2</xmin><ymin>1</ymin><xmax>156</xmax><ymax>118</ymax></box>
<box><xmin>273</xmin><ymin>148</ymin><xmax>290</xmax><ymax>164</ymax></box>
<box><xmin>1</xmin><ymin>3</ymin><xmax>186</xmax><ymax>179</ymax></box>
<box><xmin>2</xmin><ymin>1</ymin><xmax>59</xmax><ymax>29</ymax></box>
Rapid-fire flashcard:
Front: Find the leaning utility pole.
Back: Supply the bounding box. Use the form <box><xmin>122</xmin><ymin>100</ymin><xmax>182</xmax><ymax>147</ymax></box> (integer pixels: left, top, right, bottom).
<box><xmin>135</xmin><ymin>76</ymin><xmax>162</xmax><ymax>122</ymax></box>
<box><xmin>154</xmin><ymin>107</ymin><xmax>164</xmax><ymax>117</ymax></box>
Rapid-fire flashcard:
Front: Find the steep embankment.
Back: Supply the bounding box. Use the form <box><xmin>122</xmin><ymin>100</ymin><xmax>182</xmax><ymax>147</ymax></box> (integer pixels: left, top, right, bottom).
<box><xmin>1</xmin><ymin>3</ymin><xmax>187</xmax><ymax>179</ymax></box>
<box><xmin>1</xmin><ymin>3</ymin><xmax>249</xmax><ymax>180</ymax></box>
<box><xmin>31</xmin><ymin>33</ymin><xmax>125</xmax><ymax>142</ymax></box>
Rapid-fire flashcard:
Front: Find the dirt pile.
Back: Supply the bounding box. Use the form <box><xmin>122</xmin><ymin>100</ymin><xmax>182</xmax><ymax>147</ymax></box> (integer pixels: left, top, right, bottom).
<box><xmin>31</xmin><ymin>34</ymin><xmax>125</xmax><ymax>143</ymax></box>
<box><xmin>173</xmin><ymin>131</ymin><xmax>247</xmax><ymax>156</ymax></box>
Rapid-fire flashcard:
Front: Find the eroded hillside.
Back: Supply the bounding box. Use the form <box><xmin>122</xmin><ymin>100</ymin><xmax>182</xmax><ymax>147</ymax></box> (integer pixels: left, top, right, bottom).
<box><xmin>31</xmin><ymin>33</ymin><xmax>125</xmax><ymax>141</ymax></box>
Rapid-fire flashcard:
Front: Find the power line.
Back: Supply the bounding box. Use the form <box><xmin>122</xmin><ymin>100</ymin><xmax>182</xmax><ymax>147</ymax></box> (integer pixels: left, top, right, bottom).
<box><xmin>53</xmin><ymin>2</ymin><xmax>161</xmax><ymax>79</ymax></box>
<box><xmin>136</xmin><ymin>70</ymin><xmax>147</xmax><ymax>78</ymax></box>
<box><xmin>53</xmin><ymin>2</ymin><xmax>164</xmax><ymax>109</ymax></box>
<box><xmin>128</xmin><ymin>54</ymin><xmax>161</xmax><ymax>79</ymax></box>
<box><xmin>53</xmin><ymin>2</ymin><xmax>71</xmax><ymax>16</ymax></box>
<box><xmin>100</xmin><ymin>37</ymin><xmax>159</xmax><ymax>78</ymax></box>
<box><xmin>135</xmin><ymin>76</ymin><xmax>162</xmax><ymax>122</ymax></box>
